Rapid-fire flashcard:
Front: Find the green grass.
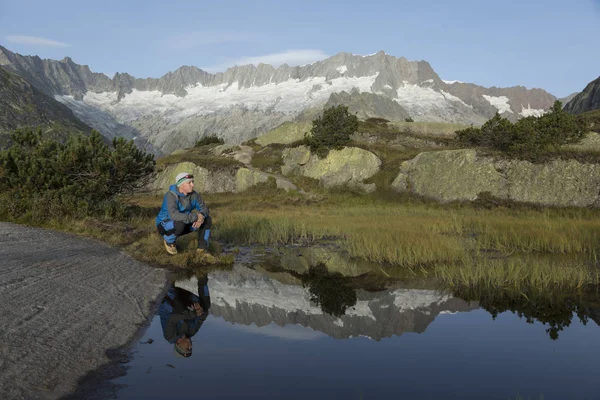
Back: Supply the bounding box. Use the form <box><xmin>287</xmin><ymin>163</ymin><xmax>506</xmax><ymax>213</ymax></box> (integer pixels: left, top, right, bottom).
<box><xmin>435</xmin><ymin>253</ymin><xmax>599</xmax><ymax>290</ymax></box>
<box><xmin>206</xmin><ymin>188</ymin><xmax>600</xmax><ymax>265</ymax></box>
<box><xmin>391</xmin><ymin>121</ymin><xmax>468</xmax><ymax>137</ymax></box>
<box><xmin>5</xmin><ymin>182</ymin><xmax>599</xmax><ymax>286</ymax></box>
<box><xmin>250</xmin><ymin>146</ymin><xmax>284</xmax><ymax>171</ymax></box>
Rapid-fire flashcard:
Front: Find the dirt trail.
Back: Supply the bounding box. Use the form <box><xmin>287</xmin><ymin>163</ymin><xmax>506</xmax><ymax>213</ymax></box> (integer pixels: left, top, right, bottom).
<box><xmin>0</xmin><ymin>222</ymin><xmax>168</xmax><ymax>400</ymax></box>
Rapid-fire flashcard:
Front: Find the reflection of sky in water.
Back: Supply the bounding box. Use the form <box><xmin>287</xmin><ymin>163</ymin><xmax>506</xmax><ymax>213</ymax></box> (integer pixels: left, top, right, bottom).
<box><xmin>112</xmin><ymin>303</ymin><xmax>600</xmax><ymax>399</ymax></box>
<box><xmin>226</xmin><ymin>322</ymin><xmax>326</xmax><ymax>341</ymax></box>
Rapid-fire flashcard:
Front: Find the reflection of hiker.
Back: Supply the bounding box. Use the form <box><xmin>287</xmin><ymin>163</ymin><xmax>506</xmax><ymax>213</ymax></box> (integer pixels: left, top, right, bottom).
<box><xmin>155</xmin><ymin>172</ymin><xmax>212</xmax><ymax>256</ymax></box>
<box><xmin>158</xmin><ymin>275</ymin><xmax>211</xmax><ymax>358</ymax></box>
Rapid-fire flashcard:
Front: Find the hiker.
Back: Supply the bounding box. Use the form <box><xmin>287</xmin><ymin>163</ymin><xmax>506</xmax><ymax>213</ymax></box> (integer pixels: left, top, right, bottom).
<box><xmin>158</xmin><ymin>275</ymin><xmax>211</xmax><ymax>358</ymax></box>
<box><xmin>156</xmin><ymin>172</ymin><xmax>212</xmax><ymax>256</ymax></box>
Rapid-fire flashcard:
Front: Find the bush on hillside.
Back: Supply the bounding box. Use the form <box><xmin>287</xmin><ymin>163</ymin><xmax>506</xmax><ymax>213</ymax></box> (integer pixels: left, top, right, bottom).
<box><xmin>195</xmin><ymin>135</ymin><xmax>224</xmax><ymax>146</ymax></box>
<box><xmin>456</xmin><ymin>101</ymin><xmax>587</xmax><ymax>156</ymax></box>
<box><xmin>579</xmin><ymin>110</ymin><xmax>600</xmax><ymax>133</ymax></box>
<box><xmin>0</xmin><ymin>128</ymin><xmax>155</xmax><ymax>220</ymax></box>
<box><xmin>304</xmin><ymin>105</ymin><xmax>359</xmax><ymax>157</ymax></box>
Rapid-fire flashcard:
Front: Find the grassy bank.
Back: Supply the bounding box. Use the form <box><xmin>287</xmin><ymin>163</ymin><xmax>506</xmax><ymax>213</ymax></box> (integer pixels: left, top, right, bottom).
<box><xmin>4</xmin><ymin>178</ymin><xmax>599</xmax><ymax>287</ymax></box>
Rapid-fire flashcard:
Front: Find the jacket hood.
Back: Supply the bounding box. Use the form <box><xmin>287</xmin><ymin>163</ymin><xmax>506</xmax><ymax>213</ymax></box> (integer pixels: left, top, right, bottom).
<box><xmin>169</xmin><ymin>184</ymin><xmax>186</xmax><ymax>196</ymax></box>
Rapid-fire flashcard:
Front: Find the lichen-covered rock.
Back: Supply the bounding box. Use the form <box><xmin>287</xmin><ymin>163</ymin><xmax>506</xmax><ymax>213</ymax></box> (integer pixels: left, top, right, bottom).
<box><xmin>282</xmin><ymin>146</ymin><xmax>381</xmax><ymax>192</ymax></box>
<box><xmin>281</xmin><ymin>145</ymin><xmax>312</xmax><ymax>175</ymax></box>
<box><xmin>392</xmin><ymin>150</ymin><xmax>506</xmax><ymax>201</ymax></box>
<box><xmin>236</xmin><ymin>167</ymin><xmax>298</xmax><ymax>192</ymax></box>
<box><xmin>255</xmin><ymin>122</ymin><xmax>311</xmax><ymax>146</ymax></box>
<box><xmin>149</xmin><ymin>162</ymin><xmax>236</xmax><ymax>193</ymax></box>
<box><xmin>392</xmin><ymin>149</ymin><xmax>600</xmax><ymax>207</ymax></box>
<box><xmin>505</xmin><ymin>159</ymin><xmax>600</xmax><ymax>207</ymax></box>
<box><xmin>236</xmin><ymin>168</ymin><xmax>270</xmax><ymax>192</ymax></box>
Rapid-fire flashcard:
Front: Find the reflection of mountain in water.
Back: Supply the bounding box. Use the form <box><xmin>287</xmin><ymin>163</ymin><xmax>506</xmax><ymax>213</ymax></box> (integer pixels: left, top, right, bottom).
<box><xmin>176</xmin><ymin>266</ymin><xmax>478</xmax><ymax>341</ymax></box>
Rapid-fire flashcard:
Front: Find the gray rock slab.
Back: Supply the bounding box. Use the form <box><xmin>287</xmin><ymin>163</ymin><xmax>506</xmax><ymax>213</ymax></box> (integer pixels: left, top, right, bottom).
<box><xmin>0</xmin><ymin>222</ymin><xmax>168</xmax><ymax>400</ymax></box>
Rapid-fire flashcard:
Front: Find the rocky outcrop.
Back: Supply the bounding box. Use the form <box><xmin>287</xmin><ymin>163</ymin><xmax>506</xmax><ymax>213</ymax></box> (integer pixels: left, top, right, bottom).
<box><xmin>282</xmin><ymin>146</ymin><xmax>381</xmax><ymax>192</ymax></box>
<box><xmin>235</xmin><ymin>167</ymin><xmax>297</xmax><ymax>192</ymax></box>
<box><xmin>255</xmin><ymin>122</ymin><xmax>311</xmax><ymax>146</ymax></box>
<box><xmin>149</xmin><ymin>162</ymin><xmax>297</xmax><ymax>194</ymax></box>
<box><xmin>325</xmin><ymin>89</ymin><xmax>410</xmax><ymax>121</ymax></box>
<box><xmin>150</xmin><ymin>162</ymin><xmax>237</xmax><ymax>194</ymax></box>
<box><xmin>564</xmin><ymin>76</ymin><xmax>600</xmax><ymax>114</ymax></box>
<box><xmin>0</xmin><ymin>222</ymin><xmax>167</xmax><ymax>400</ymax></box>
<box><xmin>392</xmin><ymin>149</ymin><xmax>600</xmax><ymax>207</ymax></box>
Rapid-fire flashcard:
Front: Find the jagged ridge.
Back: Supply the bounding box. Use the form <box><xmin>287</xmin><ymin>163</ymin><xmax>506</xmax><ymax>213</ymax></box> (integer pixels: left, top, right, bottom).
<box><xmin>0</xmin><ymin>46</ymin><xmax>557</xmax><ymax>153</ymax></box>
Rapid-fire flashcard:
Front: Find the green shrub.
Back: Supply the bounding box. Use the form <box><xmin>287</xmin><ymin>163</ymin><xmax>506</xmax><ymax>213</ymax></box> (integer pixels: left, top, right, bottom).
<box><xmin>405</xmin><ymin>117</ymin><xmax>414</xmax><ymax>123</ymax></box>
<box><xmin>579</xmin><ymin>110</ymin><xmax>600</xmax><ymax>133</ymax></box>
<box><xmin>0</xmin><ymin>128</ymin><xmax>155</xmax><ymax>220</ymax></box>
<box><xmin>456</xmin><ymin>101</ymin><xmax>587</xmax><ymax>156</ymax></box>
<box><xmin>195</xmin><ymin>135</ymin><xmax>224</xmax><ymax>146</ymax></box>
<box><xmin>304</xmin><ymin>105</ymin><xmax>358</xmax><ymax>157</ymax></box>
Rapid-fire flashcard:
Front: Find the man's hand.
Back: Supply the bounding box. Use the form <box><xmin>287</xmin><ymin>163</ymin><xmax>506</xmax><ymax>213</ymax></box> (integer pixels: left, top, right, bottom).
<box><xmin>192</xmin><ymin>214</ymin><xmax>204</xmax><ymax>229</ymax></box>
<box><xmin>192</xmin><ymin>303</ymin><xmax>204</xmax><ymax>316</ymax></box>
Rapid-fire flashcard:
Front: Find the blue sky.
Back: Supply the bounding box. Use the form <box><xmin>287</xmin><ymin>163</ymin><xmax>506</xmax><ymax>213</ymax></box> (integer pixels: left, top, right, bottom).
<box><xmin>1</xmin><ymin>0</ymin><xmax>599</xmax><ymax>97</ymax></box>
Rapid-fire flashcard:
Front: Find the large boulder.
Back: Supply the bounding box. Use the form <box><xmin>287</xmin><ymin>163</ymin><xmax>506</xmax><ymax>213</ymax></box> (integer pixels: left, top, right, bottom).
<box><xmin>392</xmin><ymin>149</ymin><xmax>600</xmax><ymax>207</ymax></box>
<box><xmin>282</xmin><ymin>146</ymin><xmax>381</xmax><ymax>192</ymax></box>
<box><xmin>255</xmin><ymin>122</ymin><xmax>312</xmax><ymax>146</ymax></box>
<box><xmin>149</xmin><ymin>162</ymin><xmax>236</xmax><ymax>194</ymax></box>
<box><xmin>236</xmin><ymin>168</ymin><xmax>298</xmax><ymax>192</ymax></box>
<box><xmin>149</xmin><ymin>163</ymin><xmax>297</xmax><ymax>194</ymax></box>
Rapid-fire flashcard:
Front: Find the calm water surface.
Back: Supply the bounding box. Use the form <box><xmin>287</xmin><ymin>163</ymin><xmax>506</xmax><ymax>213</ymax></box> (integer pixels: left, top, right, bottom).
<box><xmin>111</xmin><ymin>265</ymin><xmax>600</xmax><ymax>400</ymax></box>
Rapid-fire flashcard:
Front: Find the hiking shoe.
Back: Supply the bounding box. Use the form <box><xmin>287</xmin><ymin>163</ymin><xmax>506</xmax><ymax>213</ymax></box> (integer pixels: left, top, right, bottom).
<box><xmin>196</xmin><ymin>248</ymin><xmax>218</xmax><ymax>263</ymax></box>
<box><xmin>164</xmin><ymin>240</ymin><xmax>177</xmax><ymax>255</ymax></box>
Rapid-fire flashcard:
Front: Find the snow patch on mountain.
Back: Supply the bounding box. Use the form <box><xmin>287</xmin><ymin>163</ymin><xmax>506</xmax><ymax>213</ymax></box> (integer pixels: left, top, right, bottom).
<box><xmin>336</xmin><ymin>65</ymin><xmax>348</xmax><ymax>74</ymax></box>
<box><xmin>440</xmin><ymin>90</ymin><xmax>472</xmax><ymax>109</ymax></box>
<box><xmin>57</xmin><ymin>74</ymin><xmax>380</xmax><ymax>125</ymax></box>
<box><xmin>482</xmin><ymin>94</ymin><xmax>513</xmax><ymax>114</ymax></box>
<box><xmin>394</xmin><ymin>84</ymin><xmax>470</xmax><ymax>118</ymax></box>
<box><xmin>442</xmin><ymin>80</ymin><xmax>463</xmax><ymax>85</ymax></box>
<box><xmin>520</xmin><ymin>104</ymin><xmax>546</xmax><ymax>117</ymax></box>
<box><xmin>55</xmin><ymin>94</ymin><xmax>138</xmax><ymax>139</ymax></box>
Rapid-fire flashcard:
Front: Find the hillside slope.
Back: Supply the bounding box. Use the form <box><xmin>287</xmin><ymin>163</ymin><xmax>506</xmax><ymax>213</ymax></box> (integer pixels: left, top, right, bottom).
<box><xmin>564</xmin><ymin>76</ymin><xmax>600</xmax><ymax>114</ymax></box>
<box><xmin>0</xmin><ymin>66</ymin><xmax>91</xmax><ymax>147</ymax></box>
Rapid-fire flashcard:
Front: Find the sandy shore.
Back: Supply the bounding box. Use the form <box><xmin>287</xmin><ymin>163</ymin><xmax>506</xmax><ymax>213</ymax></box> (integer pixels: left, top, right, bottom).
<box><xmin>0</xmin><ymin>222</ymin><xmax>168</xmax><ymax>400</ymax></box>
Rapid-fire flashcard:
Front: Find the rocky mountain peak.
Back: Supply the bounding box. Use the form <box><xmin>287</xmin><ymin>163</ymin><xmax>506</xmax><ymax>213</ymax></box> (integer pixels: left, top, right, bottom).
<box><xmin>0</xmin><ymin>45</ymin><xmax>560</xmax><ymax>153</ymax></box>
<box><xmin>564</xmin><ymin>76</ymin><xmax>600</xmax><ymax>114</ymax></box>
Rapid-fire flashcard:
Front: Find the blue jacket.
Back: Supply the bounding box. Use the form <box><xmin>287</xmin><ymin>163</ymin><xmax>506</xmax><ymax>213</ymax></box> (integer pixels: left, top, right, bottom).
<box><xmin>155</xmin><ymin>184</ymin><xmax>209</xmax><ymax>226</ymax></box>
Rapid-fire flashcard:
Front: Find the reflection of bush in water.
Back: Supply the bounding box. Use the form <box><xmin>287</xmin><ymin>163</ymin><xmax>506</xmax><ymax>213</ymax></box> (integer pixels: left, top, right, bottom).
<box><xmin>454</xmin><ymin>286</ymin><xmax>600</xmax><ymax>340</ymax></box>
<box><xmin>302</xmin><ymin>264</ymin><xmax>357</xmax><ymax>317</ymax></box>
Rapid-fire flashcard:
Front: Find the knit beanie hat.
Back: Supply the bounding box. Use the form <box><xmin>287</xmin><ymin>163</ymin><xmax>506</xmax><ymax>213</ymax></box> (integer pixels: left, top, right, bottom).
<box><xmin>175</xmin><ymin>172</ymin><xmax>194</xmax><ymax>187</ymax></box>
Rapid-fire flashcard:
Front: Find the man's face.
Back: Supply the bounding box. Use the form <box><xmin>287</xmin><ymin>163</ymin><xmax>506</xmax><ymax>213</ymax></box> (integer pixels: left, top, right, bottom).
<box><xmin>178</xmin><ymin>180</ymin><xmax>194</xmax><ymax>195</ymax></box>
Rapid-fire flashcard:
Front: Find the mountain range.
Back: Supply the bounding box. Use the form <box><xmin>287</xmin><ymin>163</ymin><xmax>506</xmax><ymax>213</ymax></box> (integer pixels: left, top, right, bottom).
<box><xmin>0</xmin><ymin>66</ymin><xmax>91</xmax><ymax>147</ymax></box>
<box><xmin>0</xmin><ymin>45</ymin><xmax>567</xmax><ymax>154</ymax></box>
<box><xmin>176</xmin><ymin>266</ymin><xmax>478</xmax><ymax>341</ymax></box>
